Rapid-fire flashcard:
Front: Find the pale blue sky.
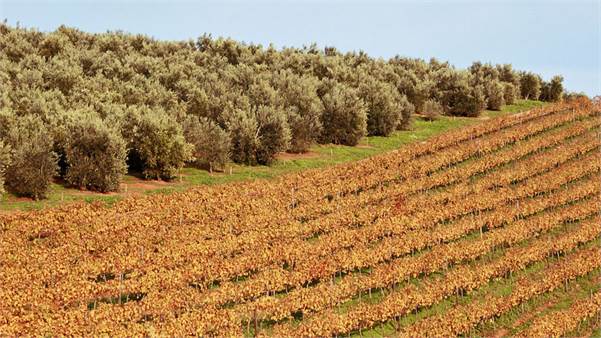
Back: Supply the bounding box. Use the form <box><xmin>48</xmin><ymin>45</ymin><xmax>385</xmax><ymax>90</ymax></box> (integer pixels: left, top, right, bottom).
<box><xmin>1</xmin><ymin>0</ymin><xmax>599</xmax><ymax>95</ymax></box>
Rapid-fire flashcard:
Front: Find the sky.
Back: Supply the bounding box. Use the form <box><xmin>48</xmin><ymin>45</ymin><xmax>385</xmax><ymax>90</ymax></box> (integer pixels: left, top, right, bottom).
<box><xmin>1</xmin><ymin>0</ymin><xmax>599</xmax><ymax>95</ymax></box>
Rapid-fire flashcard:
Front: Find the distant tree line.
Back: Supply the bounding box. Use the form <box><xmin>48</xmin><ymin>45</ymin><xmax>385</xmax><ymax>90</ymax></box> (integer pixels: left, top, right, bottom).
<box><xmin>0</xmin><ymin>23</ymin><xmax>569</xmax><ymax>199</ymax></box>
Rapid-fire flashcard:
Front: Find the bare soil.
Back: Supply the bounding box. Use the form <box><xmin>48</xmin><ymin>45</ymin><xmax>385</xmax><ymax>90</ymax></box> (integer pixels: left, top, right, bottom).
<box><xmin>275</xmin><ymin>151</ymin><xmax>320</xmax><ymax>160</ymax></box>
<box><xmin>355</xmin><ymin>144</ymin><xmax>374</xmax><ymax>149</ymax></box>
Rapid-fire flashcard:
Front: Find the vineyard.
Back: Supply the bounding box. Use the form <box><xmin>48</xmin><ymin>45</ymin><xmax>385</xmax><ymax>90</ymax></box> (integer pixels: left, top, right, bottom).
<box><xmin>0</xmin><ymin>99</ymin><xmax>600</xmax><ymax>336</ymax></box>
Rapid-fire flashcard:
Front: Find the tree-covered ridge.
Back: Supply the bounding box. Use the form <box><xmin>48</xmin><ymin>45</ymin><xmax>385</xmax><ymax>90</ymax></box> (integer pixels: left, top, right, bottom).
<box><xmin>0</xmin><ymin>23</ymin><xmax>567</xmax><ymax>199</ymax></box>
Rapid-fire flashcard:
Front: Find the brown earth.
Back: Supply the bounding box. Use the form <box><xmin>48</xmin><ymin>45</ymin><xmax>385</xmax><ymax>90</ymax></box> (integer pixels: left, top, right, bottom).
<box><xmin>275</xmin><ymin>151</ymin><xmax>320</xmax><ymax>160</ymax></box>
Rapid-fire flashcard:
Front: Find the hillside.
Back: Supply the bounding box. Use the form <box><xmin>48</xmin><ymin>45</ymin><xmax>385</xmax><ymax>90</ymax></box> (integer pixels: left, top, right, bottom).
<box><xmin>0</xmin><ymin>99</ymin><xmax>545</xmax><ymax>212</ymax></box>
<box><xmin>0</xmin><ymin>24</ymin><xmax>567</xmax><ymax>204</ymax></box>
<box><xmin>0</xmin><ymin>99</ymin><xmax>599</xmax><ymax>335</ymax></box>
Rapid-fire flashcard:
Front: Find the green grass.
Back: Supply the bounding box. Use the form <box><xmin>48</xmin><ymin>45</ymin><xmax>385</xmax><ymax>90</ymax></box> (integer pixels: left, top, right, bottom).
<box><xmin>0</xmin><ymin>182</ymin><xmax>122</xmax><ymax>212</ymax></box>
<box><xmin>0</xmin><ymin>100</ymin><xmax>546</xmax><ymax>212</ymax></box>
<box><xmin>250</xmin><ymin>208</ymin><xmax>592</xmax><ymax>337</ymax></box>
<box><xmin>341</xmin><ymin>219</ymin><xmax>597</xmax><ymax>337</ymax></box>
<box><xmin>346</xmin><ymin>256</ymin><xmax>548</xmax><ymax>337</ymax></box>
<box><xmin>475</xmin><ymin>268</ymin><xmax>600</xmax><ymax>337</ymax></box>
<box><xmin>484</xmin><ymin>99</ymin><xmax>546</xmax><ymax>118</ymax></box>
<box><xmin>351</xmin><ymin>240</ymin><xmax>598</xmax><ymax>338</ymax></box>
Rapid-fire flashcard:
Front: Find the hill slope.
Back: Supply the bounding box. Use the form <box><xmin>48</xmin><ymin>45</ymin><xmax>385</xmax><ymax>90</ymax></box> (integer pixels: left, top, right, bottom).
<box><xmin>0</xmin><ymin>23</ymin><xmax>565</xmax><ymax>202</ymax></box>
<box><xmin>0</xmin><ymin>99</ymin><xmax>599</xmax><ymax>336</ymax></box>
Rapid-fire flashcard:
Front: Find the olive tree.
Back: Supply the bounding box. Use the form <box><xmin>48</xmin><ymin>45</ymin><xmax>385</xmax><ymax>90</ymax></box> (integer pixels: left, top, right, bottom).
<box><xmin>273</xmin><ymin>72</ymin><xmax>323</xmax><ymax>153</ymax></box>
<box><xmin>421</xmin><ymin>99</ymin><xmax>443</xmax><ymax>121</ymax></box>
<box><xmin>319</xmin><ymin>82</ymin><xmax>367</xmax><ymax>146</ymax></box>
<box><xmin>435</xmin><ymin>70</ymin><xmax>487</xmax><ymax>117</ymax></box>
<box><xmin>0</xmin><ymin>141</ymin><xmax>11</xmax><ymax>194</ymax></box>
<box><xmin>396</xmin><ymin>94</ymin><xmax>415</xmax><ymax>130</ymax></box>
<box><xmin>485</xmin><ymin>80</ymin><xmax>505</xmax><ymax>111</ymax></box>
<box><xmin>183</xmin><ymin>115</ymin><xmax>231</xmax><ymax>171</ymax></box>
<box><xmin>2</xmin><ymin>115</ymin><xmax>58</xmax><ymax>199</ymax></box>
<box><xmin>122</xmin><ymin>106</ymin><xmax>193</xmax><ymax>180</ymax></box>
<box><xmin>359</xmin><ymin>80</ymin><xmax>402</xmax><ymax>136</ymax></box>
<box><xmin>253</xmin><ymin>105</ymin><xmax>291</xmax><ymax>165</ymax></box>
<box><xmin>520</xmin><ymin>72</ymin><xmax>542</xmax><ymax>100</ymax></box>
<box><xmin>540</xmin><ymin>75</ymin><xmax>564</xmax><ymax>102</ymax></box>
<box><xmin>503</xmin><ymin>82</ymin><xmax>518</xmax><ymax>105</ymax></box>
<box><xmin>64</xmin><ymin>115</ymin><xmax>127</xmax><ymax>192</ymax></box>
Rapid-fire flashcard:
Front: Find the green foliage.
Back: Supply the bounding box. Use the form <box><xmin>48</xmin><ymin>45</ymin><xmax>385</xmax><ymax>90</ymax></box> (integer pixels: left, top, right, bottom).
<box><xmin>64</xmin><ymin>114</ymin><xmax>127</xmax><ymax>192</ymax></box>
<box><xmin>496</xmin><ymin>64</ymin><xmax>520</xmax><ymax>88</ymax></box>
<box><xmin>0</xmin><ymin>109</ymin><xmax>16</xmax><ymax>137</ymax></box>
<box><xmin>0</xmin><ymin>28</ymin><xmax>37</xmax><ymax>62</ymax></box>
<box><xmin>540</xmin><ymin>75</ymin><xmax>564</xmax><ymax>102</ymax></box>
<box><xmin>520</xmin><ymin>72</ymin><xmax>542</xmax><ymax>100</ymax></box>
<box><xmin>485</xmin><ymin>80</ymin><xmax>505</xmax><ymax>111</ymax></box>
<box><xmin>0</xmin><ymin>21</ymin><xmax>558</xmax><ymax>188</ymax></box>
<box><xmin>319</xmin><ymin>82</ymin><xmax>367</xmax><ymax>146</ymax></box>
<box><xmin>1</xmin><ymin>115</ymin><xmax>58</xmax><ymax>200</ymax></box>
<box><xmin>227</xmin><ymin>105</ymin><xmax>290</xmax><ymax>165</ymax></box>
<box><xmin>435</xmin><ymin>70</ymin><xmax>486</xmax><ymax>117</ymax></box>
<box><xmin>273</xmin><ymin>71</ymin><xmax>323</xmax><ymax>153</ymax></box>
<box><xmin>254</xmin><ymin>105</ymin><xmax>291</xmax><ymax>165</ymax></box>
<box><xmin>549</xmin><ymin>75</ymin><xmax>564</xmax><ymax>102</ymax></box>
<box><xmin>360</xmin><ymin>79</ymin><xmax>402</xmax><ymax>136</ymax></box>
<box><xmin>39</xmin><ymin>32</ymin><xmax>70</xmax><ymax>59</ymax></box>
<box><xmin>421</xmin><ymin>99</ymin><xmax>443</xmax><ymax>121</ymax></box>
<box><xmin>397</xmin><ymin>94</ymin><xmax>415</xmax><ymax>130</ymax></box>
<box><xmin>389</xmin><ymin>57</ymin><xmax>433</xmax><ymax>113</ymax></box>
<box><xmin>43</xmin><ymin>57</ymin><xmax>82</xmax><ymax>95</ymax></box>
<box><xmin>451</xmin><ymin>84</ymin><xmax>487</xmax><ymax>117</ymax></box>
<box><xmin>503</xmin><ymin>82</ymin><xmax>518</xmax><ymax>105</ymax></box>
<box><xmin>0</xmin><ymin>141</ymin><xmax>11</xmax><ymax>194</ymax></box>
<box><xmin>183</xmin><ymin>115</ymin><xmax>231</xmax><ymax>171</ymax></box>
<box><xmin>469</xmin><ymin>62</ymin><xmax>507</xmax><ymax>111</ymax></box>
<box><xmin>122</xmin><ymin>107</ymin><xmax>193</xmax><ymax>180</ymax></box>
<box><xmin>0</xmin><ymin>100</ymin><xmax>546</xmax><ymax>212</ymax></box>
<box><xmin>469</xmin><ymin>61</ymin><xmax>499</xmax><ymax>81</ymax></box>
<box><xmin>225</xmin><ymin>108</ymin><xmax>260</xmax><ymax>165</ymax></box>
<box><xmin>222</xmin><ymin>104</ymin><xmax>291</xmax><ymax>166</ymax></box>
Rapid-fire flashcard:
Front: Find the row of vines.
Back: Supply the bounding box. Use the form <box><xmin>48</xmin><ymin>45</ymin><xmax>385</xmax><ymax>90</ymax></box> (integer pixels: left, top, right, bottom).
<box><xmin>0</xmin><ymin>100</ymin><xmax>599</xmax><ymax>336</ymax></box>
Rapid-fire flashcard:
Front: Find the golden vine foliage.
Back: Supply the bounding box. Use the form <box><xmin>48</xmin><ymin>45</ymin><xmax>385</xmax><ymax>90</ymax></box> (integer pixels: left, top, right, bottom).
<box><xmin>0</xmin><ymin>101</ymin><xmax>599</xmax><ymax>336</ymax></box>
<box><xmin>523</xmin><ymin>291</ymin><xmax>601</xmax><ymax>337</ymax></box>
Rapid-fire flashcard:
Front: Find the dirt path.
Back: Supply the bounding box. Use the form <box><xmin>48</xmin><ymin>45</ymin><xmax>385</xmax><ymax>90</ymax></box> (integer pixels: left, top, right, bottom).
<box><xmin>275</xmin><ymin>151</ymin><xmax>319</xmax><ymax>160</ymax></box>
